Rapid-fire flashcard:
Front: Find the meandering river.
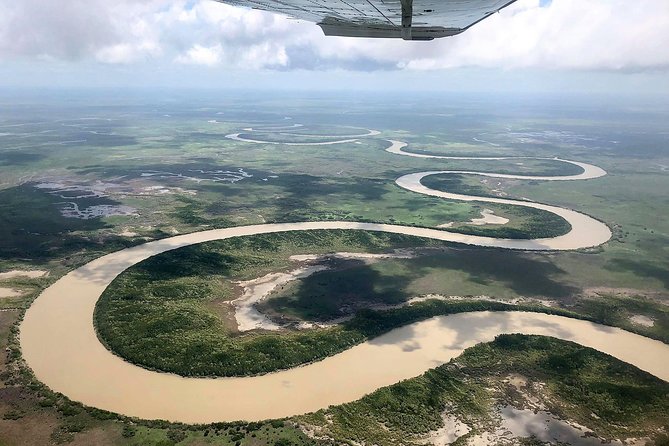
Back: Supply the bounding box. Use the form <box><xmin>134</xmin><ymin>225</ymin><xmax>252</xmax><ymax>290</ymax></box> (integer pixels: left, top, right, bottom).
<box><xmin>19</xmin><ymin>134</ymin><xmax>659</xmax><ymax>424</ymax></box>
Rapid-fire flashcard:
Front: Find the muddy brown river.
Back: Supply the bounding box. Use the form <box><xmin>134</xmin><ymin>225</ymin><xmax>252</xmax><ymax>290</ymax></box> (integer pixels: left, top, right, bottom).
<box><xmin>20</xmin><ymin>138</ymin><xmax>656</xmax><ymax>424</ymax></box>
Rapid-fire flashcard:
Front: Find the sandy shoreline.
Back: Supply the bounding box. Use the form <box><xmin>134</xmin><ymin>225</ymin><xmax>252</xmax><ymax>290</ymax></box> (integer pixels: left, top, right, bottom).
<box><xmin>232</xmin><ymin>250</ymin><xmax>417</xmax><ymax>331</ymax></box>
<box><xmin>232</xmin><ymin>264</ymin><xmax>329</xmax><ymax>331</ymax></box>
<box><xmin>0</xmin><ymin>287</ymin><xmax>23</xmax><ymax>298</ymax></box>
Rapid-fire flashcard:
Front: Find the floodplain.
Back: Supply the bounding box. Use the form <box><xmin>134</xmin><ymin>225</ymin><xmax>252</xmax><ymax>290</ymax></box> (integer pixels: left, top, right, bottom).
<box><xmin>1</xmin><ymin>90</ymin><xmax>668</xmax><ymax>445</ymax></box>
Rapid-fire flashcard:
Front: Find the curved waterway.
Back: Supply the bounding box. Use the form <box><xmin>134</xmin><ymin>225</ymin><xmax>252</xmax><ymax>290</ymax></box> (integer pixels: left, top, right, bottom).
<box><xmin>227</xmin><ymin>126</ymin><xmax>380</xmax><ymax>143</ymax></box>
<box><xmin>387</xmin><ymin>140</ymin><xmax>611</xmax><ymax>249</ymax></box>
<box><xmin>226</xmin><ymin>133</ymin><xmax>360</xmax><ymax>145</ymax></box>
<box><xmin>240</xmin><ymin>123</ymin><xmax>379</xmax><ymax>135</ymax></box>
<box><xmin>21</xmin><ymin>134</ymin><xmax>637</xmax><ymax>424</ymax></box>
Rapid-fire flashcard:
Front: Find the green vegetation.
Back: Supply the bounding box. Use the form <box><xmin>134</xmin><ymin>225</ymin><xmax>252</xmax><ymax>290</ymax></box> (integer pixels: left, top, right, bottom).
<box><xmin>96</xmin><ymin>228</ymin><xmax>669</xmax><ymax>378</ymax></box>
<box><xmin>571</xmin><ymin>294</ymin><xmax>669</xmax><ymax>343</ymax></box>
<box><xmin>503</xmin><ymin>163</ymin><xmax>669</xmax><ymax>293</ymax></box>
<box><xmin>98</xmin><ymin>229</ymin><xmax>588</xmax><ymax>377</ymax></box>
<box><xmin>95</xmin><ymin>279</ymin><xmax>644</xmax><ymax>380</ymax></box>
<box><xmin>263</xmin><ymin>248</ymin><xmax>578</xmax><ymax>321</ymax></box>
<box><xmin>0</xmin><ymin>96</ymin><xmax>620</xmax><ymax>277</ymax></box>
<box><xmin>0</xmin><ymin>274</ymin><xmax>46</xmax><ymax>310</ymax></box>
<box><xmin>421</xmin><ymin>174</ymin><xmax>573</xmax><ymax>239</ymax></box>
<box><xmin>2</xmin><ymin>92</ymin><xmax>669</xmax><ymax>445</ymax></box>
<box><xmin>12</xmin><ymin>302</ymin><xmax>668</xmax><ymax>446</ymax></box>
<box><xmin>446</xmin><ymin>203</ymin><xmax>572</xmax><ymax>239</ymax></box>
<box><xmin>422</xmin><ymin>173</ymin><xmax>507</xmax><ymax>199</ymax></box>
<box><xmin>300</xmin><ymin>335</ymin><xmax>669</xmax><ymax>445</ymax></box>
<box><xmin>95</xmin><ymin>221</ymin><xmax>669</xmax><ymax>379</ymax></box>
<box><xmin>123</xmin><ymin>422</ymin><xmax>313</xmax><ymax>446</ymax></box>
<box><xmin>95</xmin><ymin>230</ymin><xmax>447</xmax><ymax>376</ymax></box>
<box><xmin>0</xmin><ymin>185</ymin><xmax>136</xmax><ymax>262</ymax></box>
<box><xmin>259</xmin><ymin>247</ymin><xmax>580</xmax><ymax>321</ymax></box>
<box><xmin>236</xmin><ymin>132</ymin><xmax>351</xmax><ymax>144</ymax></box>
<box><xmin>402</xmin><ymin>148</ymin><xmax>585</xmax><ymax>176</ymax></box>
<box><xmin>265</xmin><ymin>245</ymin><xmax>669</xmax><ymax>307</ymax></box>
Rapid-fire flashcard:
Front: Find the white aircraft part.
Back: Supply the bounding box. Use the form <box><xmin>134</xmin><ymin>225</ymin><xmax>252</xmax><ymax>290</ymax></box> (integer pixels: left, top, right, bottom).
<box><xmin>216</xmin><ymin>0</ymin><xmax>517</xmax><ymax>40</ymax></box>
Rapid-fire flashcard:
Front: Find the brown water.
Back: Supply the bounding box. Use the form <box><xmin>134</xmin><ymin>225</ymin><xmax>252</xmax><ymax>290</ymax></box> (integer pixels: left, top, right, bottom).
<box><xmin>19</xmin><ymin>143</ymin><xmax>629</xmax><ymax>423</ymax></box>
<box><xmin>20</xmin><ymin>222</ymin><xmax>666</xmax><ymax>424</ymax></box>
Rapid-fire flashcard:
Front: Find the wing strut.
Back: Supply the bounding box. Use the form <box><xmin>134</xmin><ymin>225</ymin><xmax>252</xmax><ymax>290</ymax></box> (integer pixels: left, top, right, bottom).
<box><xmin>401</xmin><ymin>0</ymin><xmax>413</xmax><ymax>40</ymax></box>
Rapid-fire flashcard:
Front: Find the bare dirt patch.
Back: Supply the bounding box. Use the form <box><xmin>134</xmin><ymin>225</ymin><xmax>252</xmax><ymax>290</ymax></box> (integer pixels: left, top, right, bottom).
<box><xmin>418</xmin><ymin>412</ymin><xmax>470</xmax><ymax>445</ymax></box>
<box><xmin>0</xmin><ymin>270</ymin><xmax>48</xmax><ymax>280</ymax></box>
<box><xmin>583</xmin><ymin>287</ymin><xmax>667</xmax><ymax>300</ymax></box>
<box><xmin>630</xmin><ymin>314</ymin><xmax>655</xmax><ymax>327</ymax></box>
<box><xmin>0</xmin><ymin>410</ymin><xmax>60</xmax><ymax>446</ymax></box>
<box><xmin>0</xmin><ymin>288</ymin><xmax>23</xmax><ymax>298</ymax></box>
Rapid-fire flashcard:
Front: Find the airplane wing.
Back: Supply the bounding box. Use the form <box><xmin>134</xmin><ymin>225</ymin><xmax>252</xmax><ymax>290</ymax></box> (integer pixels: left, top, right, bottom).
<box><xmin>215</xmin><ymin>0</ymin><xmax>517</xmax><ymax>40</ymax></box>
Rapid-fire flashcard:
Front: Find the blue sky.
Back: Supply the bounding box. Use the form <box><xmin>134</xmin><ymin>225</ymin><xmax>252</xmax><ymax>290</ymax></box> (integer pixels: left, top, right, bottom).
<box><xmin>0</xmin><ymin>0</ymin><xmax>667</xmax><ymax>94</ymax></box>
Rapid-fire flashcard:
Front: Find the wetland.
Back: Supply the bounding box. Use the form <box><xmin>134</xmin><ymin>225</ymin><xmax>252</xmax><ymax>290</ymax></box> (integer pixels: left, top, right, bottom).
<box><xmin>2</xmin><ymin>91</ymin><xmax>669</xmax><ymax>445</ymax></box>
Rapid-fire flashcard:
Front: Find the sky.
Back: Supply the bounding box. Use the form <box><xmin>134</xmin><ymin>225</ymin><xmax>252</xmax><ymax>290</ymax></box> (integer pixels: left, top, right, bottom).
<box><xmin>0</xmin><ymin>0</ymin><xmax>668</xmax><ymax>94</ymax></box>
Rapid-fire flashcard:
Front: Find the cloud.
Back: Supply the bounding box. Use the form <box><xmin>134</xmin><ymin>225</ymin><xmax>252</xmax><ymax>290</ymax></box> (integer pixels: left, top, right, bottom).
<box><xmin>400</xmin><ymin>0</ymin><xmax>669</xmax><ymax>70</ymax></box>
<box><xmin>0</xmin><ymin>0</ymin><xmax>167</xmax><ymax>62</ymax></box>
<box><xmin>0</xmin><ymin>0</ymin><xmax>667</xmax><ymax>72</ymax></box>
<box><xmin>0</xmin><ymin>0</ymin><xmax>121</xmax><ymax>60</ymax></box>
<box><xmin>174</xmin><ymin>44</ymin><xmax>223</xmax><ymax>66</ymax></box>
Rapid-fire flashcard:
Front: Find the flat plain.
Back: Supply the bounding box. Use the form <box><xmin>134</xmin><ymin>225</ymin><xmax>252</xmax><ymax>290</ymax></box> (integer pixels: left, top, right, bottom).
<box><xmin>1</xmin><ymin>90</ymin><xmax>668</xmax><ymax>446</ymax></box>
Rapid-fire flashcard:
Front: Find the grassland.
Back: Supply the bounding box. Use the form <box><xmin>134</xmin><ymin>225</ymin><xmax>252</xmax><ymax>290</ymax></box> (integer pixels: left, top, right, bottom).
<box><xmin>234</xmin><ymin>132</ymin><xmax>354</xmax><ymax>144</ymax></box>
<box><xmin>1</xmin><ymin>91</ymin><xmax>668</xmax><ymax>445</ymax></box>
<box><xmin>1</xmin><ymin>95</ymin><xmax>611</xmax><ymax>280</ymax></box>
<box><xmin>419</xmin><ymin>174</ymin><xmax>573</xmax><ymax>239</ymax></box>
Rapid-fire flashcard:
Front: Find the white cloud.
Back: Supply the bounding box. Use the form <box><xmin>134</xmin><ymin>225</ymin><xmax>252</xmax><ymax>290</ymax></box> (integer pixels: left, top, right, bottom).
<box><xmin>0</xmin><ymin>0</ymin><xmax>667</xmax><ymax>72</ymax></box>
<box><xmin>399</xmin><ymin>0</ymin><xmax>669</xmax><ymax>70</ymax></box>
<box><xmin>175</xmin><ymin>43</ymin><xmax>223</xmax><ymax>66</ymax></box>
